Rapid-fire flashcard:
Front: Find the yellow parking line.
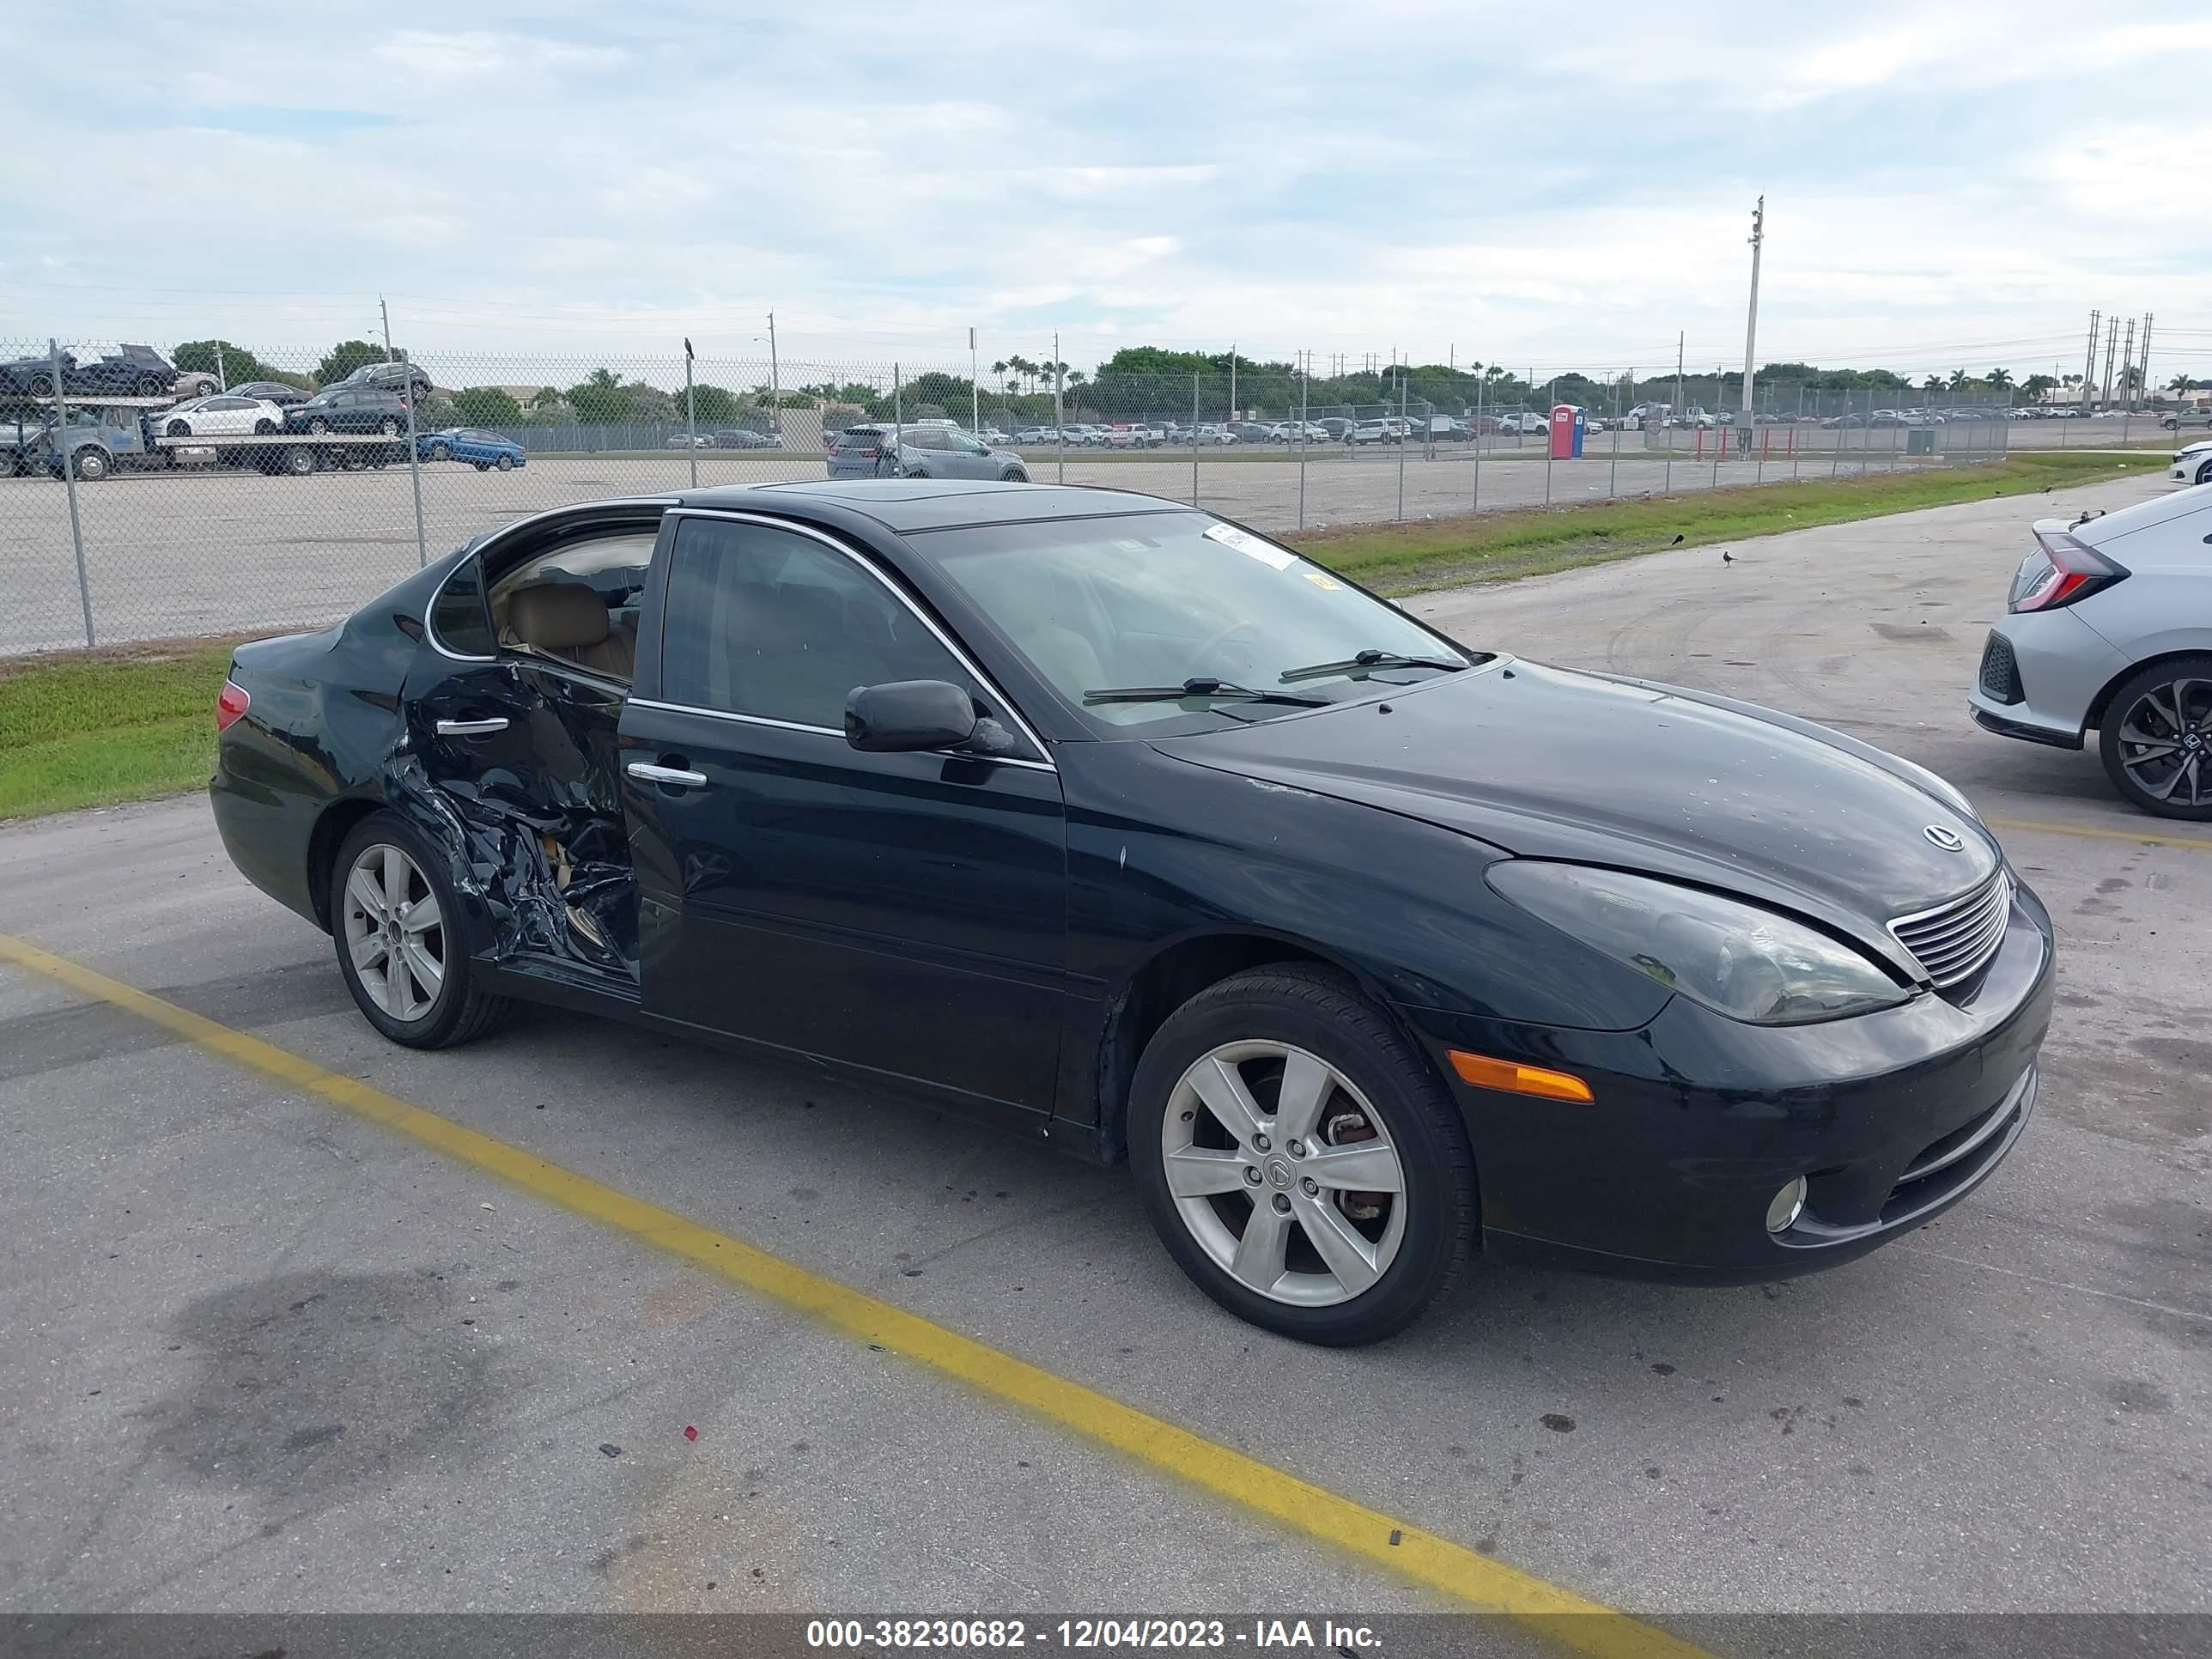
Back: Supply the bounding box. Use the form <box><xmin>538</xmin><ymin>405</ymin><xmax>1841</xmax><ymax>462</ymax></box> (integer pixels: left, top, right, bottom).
<box><xmin>1985</xmin><ymin>814</ymin><xmax>2212</xmax><ymax>853</ymax></box>
<box><xmin>0</xmin><ymin>930</ymin><xmax>1705</xmax><ymax>1659</ymax></box>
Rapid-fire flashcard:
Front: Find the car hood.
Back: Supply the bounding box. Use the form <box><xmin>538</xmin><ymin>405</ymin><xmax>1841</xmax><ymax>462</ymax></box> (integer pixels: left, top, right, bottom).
<box><xmin>1149</xmin><ymin>659</ymin><xmax>1999</xmax><ymax>969</ymax></box>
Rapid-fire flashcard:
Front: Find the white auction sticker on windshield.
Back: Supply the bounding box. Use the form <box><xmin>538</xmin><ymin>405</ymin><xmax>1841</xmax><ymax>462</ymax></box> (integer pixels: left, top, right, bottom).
<box><xmin>1204</xmin><ymin>522</ymin><xmax>1296</xmax><ymax>570</ymax></box>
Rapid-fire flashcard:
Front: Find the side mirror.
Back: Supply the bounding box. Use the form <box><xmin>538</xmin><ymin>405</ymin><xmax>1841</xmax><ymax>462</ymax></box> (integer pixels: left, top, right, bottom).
<box><xmin>845</xmin><ymin>679</ymin><xmax>979</xmax><ymax>753</ymax></box>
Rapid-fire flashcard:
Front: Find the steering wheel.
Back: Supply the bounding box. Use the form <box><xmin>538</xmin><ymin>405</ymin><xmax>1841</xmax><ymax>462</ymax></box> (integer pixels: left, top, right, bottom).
<box><xmin>1186</xmin><ymin>619</ymin><xmax>1261</xmax><ymax>677</ymax></box>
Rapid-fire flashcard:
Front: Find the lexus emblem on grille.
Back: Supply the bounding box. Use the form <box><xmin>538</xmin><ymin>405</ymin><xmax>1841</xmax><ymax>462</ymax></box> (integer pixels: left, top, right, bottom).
<box><xmin>1923</xmin><ymin>824</ymin><xmax>1967</xmax><ymax>852</ymax></box>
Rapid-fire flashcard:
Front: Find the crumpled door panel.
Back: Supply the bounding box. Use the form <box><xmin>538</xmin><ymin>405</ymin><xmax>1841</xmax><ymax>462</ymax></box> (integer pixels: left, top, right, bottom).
<box><xmin>400</xmin><ymin>659</ymin><xmax>637</xmax><ymax>978</ymax></box>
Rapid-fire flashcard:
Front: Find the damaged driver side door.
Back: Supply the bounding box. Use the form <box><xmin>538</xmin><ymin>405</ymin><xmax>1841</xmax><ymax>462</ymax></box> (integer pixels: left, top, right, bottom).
<box><xmin>401</xmin><ymin>516</ymin><xmax>662</xmax><ymax>989</ymax></box>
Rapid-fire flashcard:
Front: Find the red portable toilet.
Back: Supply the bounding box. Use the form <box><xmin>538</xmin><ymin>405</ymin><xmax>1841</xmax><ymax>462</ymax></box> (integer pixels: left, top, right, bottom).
<box><xmin>1548</xmin><ymin>404</ymin><xmax>1584</xmax><ymax>459</ymax></box>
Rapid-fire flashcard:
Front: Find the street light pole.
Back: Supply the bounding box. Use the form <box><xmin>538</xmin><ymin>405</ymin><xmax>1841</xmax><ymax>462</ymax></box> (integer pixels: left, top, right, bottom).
<box><xmin>1741</xmin><ymin>196</ymin><xmax>1765</xmax><ymax>417</ymax></box>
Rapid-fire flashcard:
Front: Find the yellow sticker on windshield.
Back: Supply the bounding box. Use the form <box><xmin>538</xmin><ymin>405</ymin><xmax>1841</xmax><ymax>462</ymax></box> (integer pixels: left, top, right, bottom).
<box><xmin>1204</xmin><ymin>521</ymin><xmax>1295</xmax><ymax>570</ymax></box>
<box><xmin>1303</xmin><ymin>572</ymin><xmax>1342</xmax><ymax>591</ymax></box>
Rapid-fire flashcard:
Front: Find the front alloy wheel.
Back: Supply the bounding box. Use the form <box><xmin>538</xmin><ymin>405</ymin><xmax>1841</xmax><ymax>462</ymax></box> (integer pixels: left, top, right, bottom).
<box><xmin>1129</xmin><ymin>965</ymin><xmax>1477</xmax><ymax>1345</ymax></box>
<box><xmin>2101</xmin><ymin>657</ymin><xmax>2212</xmax><ymax>819</ymax></box>
<box><xmin>1160</xmin><ymin>1041</ymin><xmax>1409</xmax><ymax>1307</ymax></box>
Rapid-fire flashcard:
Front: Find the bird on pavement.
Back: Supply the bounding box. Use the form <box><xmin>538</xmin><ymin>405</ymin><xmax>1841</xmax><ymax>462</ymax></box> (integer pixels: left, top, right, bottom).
<box><xmin>1671</xmin><ymin>533</ymin><xmax>1684</xmax><ymax>544</ymax></box>
<box><xmin>1721</xmin><ymin>550</ymin><xmax>1735</xmax><ymax>564</ymax></box>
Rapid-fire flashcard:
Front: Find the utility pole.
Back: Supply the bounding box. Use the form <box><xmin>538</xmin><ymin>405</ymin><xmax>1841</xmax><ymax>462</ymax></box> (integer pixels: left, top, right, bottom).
<box><xmin>767</xmin><ymin>312</ymin><xmax>781</xmax><ymax>443</ymax></box>
<box><xmin>2082</xmin><ymin>310</ymin><xmax>2100</xmax><ymax>413</ymax></box>
<box><xmin>2101</xmin><ymin>313</ymin><xmax>2119</xmax><ymax>410</ymax></box>
<box><xmin>2119</xmin><ymin>316</ymin><xmax>2136</xmax><ymax>410</ymax></box>
<box><xmin>1741</xmin><ymin>195</ymin><xmax>1765</xmax><ymax>416</ymax></box>
<box><xmin>2140</xmin><ymin>313</ymin><xmax>2154</xmax><ymax>412</ymax></box>
<box><xmin>969</xmin><ymin>326</ymin><xmax>980</xmax><ymax>433</ymax></box>
<box><xmin>215</xmin><ymin>341</ymin><xmax>227</xmax><ymax>392</ymax></box>
<box><xmin>382</xmin><ymin>295</ymin><xmax>428</xmax><ymax>569</ymax></box>
<box><xmin>1229</xmin><ymin>343</ymin><xmax>1237</xmax><ymax>422</ymax></box>
<box><xmin>1674</xmin><ymin>332</ymin><xmax>1684</xmax><ymax>422</ymax></box>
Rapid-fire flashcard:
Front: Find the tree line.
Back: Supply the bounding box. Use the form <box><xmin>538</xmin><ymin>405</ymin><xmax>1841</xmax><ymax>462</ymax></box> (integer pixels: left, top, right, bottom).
<box><xmin>169</xmin><ymin>337</ymin><xmax>2203</xmax><ymax>431</ymax></box>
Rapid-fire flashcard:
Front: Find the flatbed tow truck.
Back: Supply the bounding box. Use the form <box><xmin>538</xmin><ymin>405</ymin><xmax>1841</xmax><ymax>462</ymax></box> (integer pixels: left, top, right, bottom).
<box><xmin>3</xmin><ymin>396</ymin><xmax>408</xmax><ymax>480</ymax></box>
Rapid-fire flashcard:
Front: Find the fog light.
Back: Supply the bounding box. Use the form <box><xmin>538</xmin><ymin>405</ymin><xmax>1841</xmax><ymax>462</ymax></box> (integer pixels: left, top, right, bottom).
<box><xmin>1766</xmin><ymin>1176</ymin><xmax>1808</xmax><ymax>1235</ymax></box>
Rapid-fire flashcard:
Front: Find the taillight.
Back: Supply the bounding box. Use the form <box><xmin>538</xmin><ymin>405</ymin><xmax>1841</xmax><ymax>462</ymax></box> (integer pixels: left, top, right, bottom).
<box><xmin>2010</xmin><ymin>529</ymin><xmax>2129</xmax><ymax>613</ymax></box>
<box><xmin>216</xmin><ymin>678</ymin><xmax>250</xmax><ymax>732</ymax></box>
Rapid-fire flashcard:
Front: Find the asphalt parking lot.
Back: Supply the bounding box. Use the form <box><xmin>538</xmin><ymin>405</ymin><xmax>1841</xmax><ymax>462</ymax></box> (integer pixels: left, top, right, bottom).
<box><xmin>2</xmin><ymin>473</ymin><xmax>2206</xmax><ymax>1643</ymax></box>
<box><xmin>3</xmin><ymin>440</ymin><xmax>1996</xmax><ymax>655</ymax></box>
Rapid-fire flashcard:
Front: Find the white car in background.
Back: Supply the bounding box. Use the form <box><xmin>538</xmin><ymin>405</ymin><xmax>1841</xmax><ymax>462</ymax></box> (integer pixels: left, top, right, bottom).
<box><xmin>158</xmin><ymin>395</ymin><xmax>287</xmax><ymax>437</ymax></box>
<box><xmin>1970</xmin><ymin>486</ymin><xmax>2212</xmax><ymax>817</ymax></box>
<box><xmin>2170</xmin><ymin>438</ymin><xmax>2212</xmax><ymax>488</ymax></box>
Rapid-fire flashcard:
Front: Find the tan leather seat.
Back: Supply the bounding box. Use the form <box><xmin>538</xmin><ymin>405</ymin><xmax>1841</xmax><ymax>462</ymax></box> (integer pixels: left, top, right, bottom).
<box><xmin>505</xmin><ymin>583</ymin><xmax>635</xmax><ymax>680</ymax></box>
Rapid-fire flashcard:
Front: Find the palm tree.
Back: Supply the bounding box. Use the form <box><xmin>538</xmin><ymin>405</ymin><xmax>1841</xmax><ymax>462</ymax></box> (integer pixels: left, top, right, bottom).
<box><xmin>1923</xmin><ymin>374</ymin><xmax>1945</xmax><ymax>398</ymax></box>
<box><xmin>991</xmin><ymin>359</ymin><xmax>1009</xmax><ymax>390</ymax></box>
<box><xmin>1946</xmin><ymin>368</ymin><xmax>1968</xmax><ymax>392</ymax></box>
<box><xmin>2170</xmin><ymin>374</ymin><xmax>2197</xmax><ymax>396</ymax></box>
<box><xmin>1987</xmin><ymin>368</ymin><xmax>2013</xmax><ymax>392</ymax></box>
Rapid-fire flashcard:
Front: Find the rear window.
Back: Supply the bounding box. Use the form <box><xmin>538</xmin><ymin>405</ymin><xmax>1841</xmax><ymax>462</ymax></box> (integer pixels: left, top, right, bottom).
<box><xmin>430</xmin><ymin>556</ymin><xmax>496</xmax><ymax>658</ymax></box>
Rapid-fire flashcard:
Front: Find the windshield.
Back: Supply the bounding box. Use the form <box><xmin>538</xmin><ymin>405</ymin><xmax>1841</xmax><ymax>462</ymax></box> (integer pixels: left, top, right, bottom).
<box><xmin>918</xmin><ymin>511</ymin><xmax>1479</xmax><ymax>732</ymax></box>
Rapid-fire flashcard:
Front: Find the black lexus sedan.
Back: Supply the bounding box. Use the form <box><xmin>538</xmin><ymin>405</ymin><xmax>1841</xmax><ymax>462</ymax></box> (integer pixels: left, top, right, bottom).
<box><xmin>211</xmin><ymin>482</ymin><xmax>2052</xmax><ymax>1345</ymax></box>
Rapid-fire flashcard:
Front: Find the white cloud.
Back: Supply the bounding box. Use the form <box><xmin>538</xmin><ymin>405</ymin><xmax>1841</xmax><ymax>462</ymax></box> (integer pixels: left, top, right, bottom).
<box><xmin>2</xmin><ymin>1</ymin><xmax>2207</xmax><ymax>382</ymax></box>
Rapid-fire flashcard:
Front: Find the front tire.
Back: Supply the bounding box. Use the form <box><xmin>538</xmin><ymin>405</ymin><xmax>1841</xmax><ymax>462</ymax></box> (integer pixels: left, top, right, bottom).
<box><xmin>305</xmin><ymin>416</ymin><xmax>331</xmax><ymax>434</ymax></box>
<box><xmin>1127</xmin><ymin>964</ymin><xmax>1477</xmax><ymax>1345</ymax></box>
<box><xmin>71</xmin><ymin>448</ymin><xmax>112</xmax><ymax>481</ymax></box>
<box><xmin>495</xmin><ymin>454</ymin><xmax>514</xmax><ymax>471</ymax></box>
<box><xmin>331</xmin><ymin>811</ymin><xmax>510</xmax><ymax>1048</ymax></box>
<box><xmin>379</xmin><ymin>418</ymin><xmax>401</xmax><ymax>437</ymax></box>
<box><xmin>283</xmin><ymin>447</ymin><xmax>317</xmax><ymax>476</ymax></box>
<box><xmin>2197</xmin><ymin>459</ymin><xmax>2212</xmax><ymax>487</ymax></box>
<box><xmin>167</xmin><ymin>420</ymin><xmax>191</xmax><ymax>438</ymax></box>
<box><xmin>429</xmin><ymin>441</ymin><xmax>452</xmax><ymax>461</ymax></box>
<box><xmin>2100</xmin><ymin>656</ymin><xmax>2212</xmax><ymax>819</ymax></box>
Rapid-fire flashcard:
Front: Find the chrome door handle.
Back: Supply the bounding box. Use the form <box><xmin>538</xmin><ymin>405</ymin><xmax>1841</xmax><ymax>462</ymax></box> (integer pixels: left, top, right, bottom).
<box><xmin>627</xmin><ymin>761</ymin><xmax>708</xmax><ymax>788</ymax></box>
<box><xmin>435</xmin><ymin>717</ymin><xmax>508</xmax><ymax>736</ymax></box>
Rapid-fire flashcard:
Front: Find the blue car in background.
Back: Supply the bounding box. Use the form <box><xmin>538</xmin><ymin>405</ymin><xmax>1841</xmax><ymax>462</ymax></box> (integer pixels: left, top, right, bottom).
<box><xmin>418</xmin><ymin>428</ymin><xmax>526</xmax><ymax>471</ymax></box>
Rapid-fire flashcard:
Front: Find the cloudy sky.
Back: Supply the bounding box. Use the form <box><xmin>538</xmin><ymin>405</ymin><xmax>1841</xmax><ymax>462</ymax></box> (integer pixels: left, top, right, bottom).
<box><xmin>5</xmin><ymin>1</ymin><xmax>2209</xmax><ymax>385</ymax></box>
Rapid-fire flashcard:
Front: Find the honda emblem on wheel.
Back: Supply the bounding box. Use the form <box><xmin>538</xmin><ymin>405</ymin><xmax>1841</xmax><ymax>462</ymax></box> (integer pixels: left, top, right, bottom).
<box><xmin>1923</xmin><ymin>824</ymin><xmax>1966</xmax><ymax>851</ymax></box>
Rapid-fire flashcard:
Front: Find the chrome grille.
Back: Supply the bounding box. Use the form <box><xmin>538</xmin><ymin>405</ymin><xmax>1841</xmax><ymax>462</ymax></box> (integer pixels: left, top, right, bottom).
<box><xmin>1890</xmin><ymin>872</ymin><xmax>2012</xmax><ymax>989</ymax></box>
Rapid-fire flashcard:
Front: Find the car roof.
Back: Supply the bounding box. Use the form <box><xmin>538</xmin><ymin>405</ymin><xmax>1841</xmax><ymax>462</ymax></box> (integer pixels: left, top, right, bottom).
<box><xmin>673</xmin><ymin>478</ymin><xmax>1190</xmax><ymax>534</ymax></box>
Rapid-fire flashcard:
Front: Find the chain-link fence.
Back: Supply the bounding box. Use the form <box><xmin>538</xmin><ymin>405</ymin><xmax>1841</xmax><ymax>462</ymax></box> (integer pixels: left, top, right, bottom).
<box><xmin>17</xmin><ymin>333</ymin><xmax>2178</xmax><ymax>659</ymax></box>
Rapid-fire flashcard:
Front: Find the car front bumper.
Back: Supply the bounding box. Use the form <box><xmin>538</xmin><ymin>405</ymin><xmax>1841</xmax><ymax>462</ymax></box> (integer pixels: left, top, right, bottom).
<box><xmin>1399</xmin><ymin>873</ymin><xmax>2056</xmax><ymax>1283</ymax></box>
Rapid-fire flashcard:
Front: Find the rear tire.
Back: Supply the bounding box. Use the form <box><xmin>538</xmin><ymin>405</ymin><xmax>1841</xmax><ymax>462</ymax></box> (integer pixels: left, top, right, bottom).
<box><xmin>331</xmin><ymin>811</ymin><xmax>511</xmax><ymax>1048</ymax></box>
<box><xmin>379</xmin><ymin>418</ymin><xmax>400</xmax><ymax>437</ymax></box>
<box><xmin>284</xmin><ymin>447</ymin><xmax>317</xmax><ymax>476</ymax></box>
<box><xmin>305</xmin><ymin>416</ymin><xmax>331</xmax><ymax>434</ymax></box>
<box><xmin>2100</xmin><ymin>655</ymin><xmax>2212</xmax><ymax>820</ymax></box>
<box><xmin>253</xmin><ymin>419</ymin><xmax>276</xmax><ymax>435</ymax></box>
<box><xmin>1127</xmin><ymin>964</ymin><xmax>1477</xmax><ymax>1346</ymax></box>
<box><xmin>429</xmin><ymin>441</ymin><xmax>452</xmax><ymax>461</ymax></box>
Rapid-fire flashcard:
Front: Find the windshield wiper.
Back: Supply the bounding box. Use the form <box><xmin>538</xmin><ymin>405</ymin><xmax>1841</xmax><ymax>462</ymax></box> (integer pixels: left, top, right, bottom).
<box><xmin>1084</xmin><ymin>677</ymin><xmax>1331</xmax><ymax>708</ymax></box>
<box><xmin>1277</xmin><ymin>649</ymin><xmax>1469</xmax><ymax>684</ymax></box>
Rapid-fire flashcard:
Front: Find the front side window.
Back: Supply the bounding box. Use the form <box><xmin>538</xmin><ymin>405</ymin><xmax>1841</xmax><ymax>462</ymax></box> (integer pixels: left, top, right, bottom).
<box><xmin>659</xmin><ymin>518</ymin><xmax>980</xmax><ymax>732</ymax></box>
<box><xmin>917</xmin><ymin>512</ymin><xmax>1478</xmax><ymax>732</ymax></box>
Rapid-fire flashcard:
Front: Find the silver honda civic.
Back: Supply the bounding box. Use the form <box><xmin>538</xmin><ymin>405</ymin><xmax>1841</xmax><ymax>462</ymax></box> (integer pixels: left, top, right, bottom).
<box><xmin>1969</xmin><ymin>480</ymin><xmax>2212</xmax><ymax>817</ymax></box>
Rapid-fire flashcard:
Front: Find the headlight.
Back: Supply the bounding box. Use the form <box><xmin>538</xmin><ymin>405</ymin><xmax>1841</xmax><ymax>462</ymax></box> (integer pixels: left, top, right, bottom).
<box><xmin>1486</xmin><ymin>863</ymin><xmax>1911</xmax><ymax>1025</ymax></box>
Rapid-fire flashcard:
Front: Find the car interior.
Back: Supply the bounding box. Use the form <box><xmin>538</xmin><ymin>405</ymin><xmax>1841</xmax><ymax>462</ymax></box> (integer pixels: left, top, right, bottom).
<box><xmin>488</xmin><ymin>532</ymin><xmax>659</xmax><ymax>683</ymax></box>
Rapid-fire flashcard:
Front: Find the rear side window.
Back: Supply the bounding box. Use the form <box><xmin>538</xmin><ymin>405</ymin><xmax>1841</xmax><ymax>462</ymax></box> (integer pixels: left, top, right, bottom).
<box><xmin>903</xmin><ymin>428</ymin><xmax>947</xmax><ymax>450</ymax></box>
<box><xmin>659</xmin><ymin>518</ymin><xmax>978</xmax><ymax>731</ymax></box>
<box><xmin>430</xmin><ymin>556</ymin><xmax>496</xmax><ymax>657</ymax></box>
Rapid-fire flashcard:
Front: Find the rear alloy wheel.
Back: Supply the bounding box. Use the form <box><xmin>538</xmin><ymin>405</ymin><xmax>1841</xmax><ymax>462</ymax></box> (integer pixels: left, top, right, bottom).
<box><xmin>1128</xmin><ymin>965</ymin><xmax>1477</xmax><ymax>1345</ymax></box>
<box><xmin>379</xmin><ymin>417</ymin><xmax>401</xmax><ymax>437</ymax></box>
<box><xmin>305</xmin><ymin>416</ymin><xmax>331</xmax><ymax>434</ymax></box>
<box><xmin>332</xmin><ymin>812</ymin><xmax>509</xmax><ymax>1048</ymax></box>
<box><xmin>495</xmin><ymin>453</ymin><xmax>514</xmax><ymax>471</ymax></box>
<box><xmin>2100</xmin><ymin>656</ymin><xmax>2212</xmax><ymax>819</ymax></box>
<box><xmin>284</xmin><ymin>447</ymin><xmax>317</xmax><ymax>476</ymax></box>
<box><xmin>166</xmin><ymin>420</ymin><xmax>191</xmax><ymax>438</ymax></box>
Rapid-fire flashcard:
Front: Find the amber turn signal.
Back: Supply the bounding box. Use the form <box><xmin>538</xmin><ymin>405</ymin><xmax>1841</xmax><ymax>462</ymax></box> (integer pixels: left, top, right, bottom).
<box><xmin>1447</xmin><ymin>1049</ymin><xmax>1595</xmax><ymax>1103</ymax></box>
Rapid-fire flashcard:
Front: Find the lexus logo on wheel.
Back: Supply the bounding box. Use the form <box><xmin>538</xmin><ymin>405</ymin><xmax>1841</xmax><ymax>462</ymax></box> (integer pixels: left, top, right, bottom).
<box><xmin>1923</xmin><ymin>824</ymin><xmax>1967</xmax><ymax>852</ymax></box>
